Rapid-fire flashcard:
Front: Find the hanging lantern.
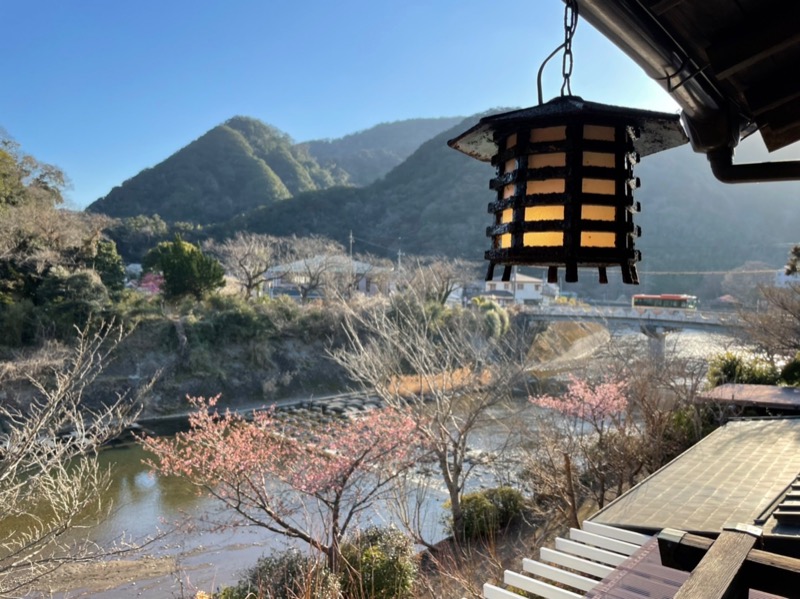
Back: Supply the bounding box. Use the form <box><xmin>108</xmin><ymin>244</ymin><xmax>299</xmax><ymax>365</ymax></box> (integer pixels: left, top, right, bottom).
<box><xmin>448</xmin><ymin>96</ymin><xmax>687</xmax><ymax>284</ymax></box>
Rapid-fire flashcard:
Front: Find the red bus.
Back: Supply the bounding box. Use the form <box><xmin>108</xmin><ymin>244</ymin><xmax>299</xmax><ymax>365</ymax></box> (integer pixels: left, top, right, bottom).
<box><xmin>631</xmin><ymin>294</ymin><xmax>698</xmax><ymax>309</ymax></box>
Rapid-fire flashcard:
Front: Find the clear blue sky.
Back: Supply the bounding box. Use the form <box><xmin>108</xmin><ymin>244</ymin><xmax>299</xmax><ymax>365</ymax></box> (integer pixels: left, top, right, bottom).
<box><xmin>2</xmin><ymin>0</ymin><xmax>683</xmax><ymax>209</ymax></box>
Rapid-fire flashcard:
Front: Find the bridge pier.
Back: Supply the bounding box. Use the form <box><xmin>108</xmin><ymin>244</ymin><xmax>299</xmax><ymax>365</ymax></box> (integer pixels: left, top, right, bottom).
<box><xmin>640</xmin><ymin>324</ymin><xmax>681</xmax><ymax>363</ymax></box>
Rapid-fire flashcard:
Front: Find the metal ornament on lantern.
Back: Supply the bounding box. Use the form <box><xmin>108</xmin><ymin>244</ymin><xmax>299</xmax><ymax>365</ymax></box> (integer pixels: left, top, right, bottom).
<box><xmin>447</xmin><ymin>0</ymin><xmax>687</xmax><ymax>285</ymax></box>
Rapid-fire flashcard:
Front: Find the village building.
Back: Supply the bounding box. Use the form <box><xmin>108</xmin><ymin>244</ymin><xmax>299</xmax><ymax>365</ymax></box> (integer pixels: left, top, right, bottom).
<box><xmin>448</xmin><ymin>272</ymin><xmax>560</xmax><ymax>307</ymax></box>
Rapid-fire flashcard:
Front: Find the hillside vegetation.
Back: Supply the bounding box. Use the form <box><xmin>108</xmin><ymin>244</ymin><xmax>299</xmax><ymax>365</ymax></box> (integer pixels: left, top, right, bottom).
<box><xmin>86</xmin><ymin>116</ymin><xmax>462</xmax><ymax>225</ymax></box>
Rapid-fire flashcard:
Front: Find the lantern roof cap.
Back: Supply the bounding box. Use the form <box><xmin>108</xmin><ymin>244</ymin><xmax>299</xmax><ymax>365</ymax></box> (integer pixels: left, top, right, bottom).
<box><xmin>448</xmin><ymin>95</ymin><xmax>688</xmax><ymax>162</ymax></box>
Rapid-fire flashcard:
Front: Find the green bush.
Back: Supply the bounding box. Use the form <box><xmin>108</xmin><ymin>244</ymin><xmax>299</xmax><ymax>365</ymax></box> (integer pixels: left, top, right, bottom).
<box><xmin>216</xmin><ymin>548</ymin><xmax>339</xmax><ymax>599</ymax></box>
<box><xmin>482</xmin><ymin>486</ymin><xmax>526</xmax><ymax>524</ymax></box>
<box><xmin>0</xmin><ymin>298</ymin><xmax>35</xmax><ymax>346</ymax></box>
<box><xmin>35</xmin><ymin>269</ymin><xmax>111</xmax><ymax>339</ymax></box>
<box><xmin>446</xmin><ymin>486</ymin><xmax>526</xmax><ymax>540</ymax></box>
<box><xmin>340</xmin><ymin>526</ymin><xmax>416</xmax><ymax>599</ymax></box>
<box><xmin>707</xmin><ymin>352</ymin><xmax>780</xmax><ymax>387</ymax></box>
<box><xmin>781</xmin><ymin>354</ymin><xmax>800</xmax><ymax>386</ymax></box>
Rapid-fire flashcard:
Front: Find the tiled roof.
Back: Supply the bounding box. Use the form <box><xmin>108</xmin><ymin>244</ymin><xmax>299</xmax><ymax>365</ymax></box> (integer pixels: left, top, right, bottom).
<box><xmin>698</xmin><ymin>384</ymin><xmax>800</xmax><ymax>411</ymax></box>
<box><xmin>590</xmin><ymin>418</ymin><xmax>800</xmax><ymax>535</ymax></box>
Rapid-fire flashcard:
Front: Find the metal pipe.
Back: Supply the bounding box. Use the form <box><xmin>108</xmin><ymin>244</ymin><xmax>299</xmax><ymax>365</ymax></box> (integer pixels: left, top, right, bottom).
<box><xmin>708</xmin><ymin>149</ymin><xmax>800</xmax><ymax>183</ymax></box>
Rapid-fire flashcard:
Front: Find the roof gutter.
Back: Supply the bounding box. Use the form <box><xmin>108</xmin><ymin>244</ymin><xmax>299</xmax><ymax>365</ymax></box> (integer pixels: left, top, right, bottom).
<box><xmin>576</xmin><ymin>0</ymin><xmax>800</xmax><ymax>183</ymax></box>
<box><xmin>575</xmin><ymin>0</ymin><xmax>724</xmax><ymax>125</ymax></box>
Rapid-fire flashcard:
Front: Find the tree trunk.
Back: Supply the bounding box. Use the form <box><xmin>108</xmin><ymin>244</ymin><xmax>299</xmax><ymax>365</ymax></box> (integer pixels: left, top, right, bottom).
<box><xmin>564</xmin><ymin>453</ymin><xmax>580</xmax><ymax>529</ymax></box>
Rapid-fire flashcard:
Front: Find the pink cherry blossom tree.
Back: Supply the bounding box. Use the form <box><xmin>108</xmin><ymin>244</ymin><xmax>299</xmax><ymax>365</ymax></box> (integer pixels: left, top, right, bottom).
<box><xmin>528</xmin><ymin>376</ymin><xmax>635</xmax><ymax>526</ymax></box>
<box><xmin>143</xmin><ymin>396</ymin><xmax>420</xmax><ymax>573</ymax></box>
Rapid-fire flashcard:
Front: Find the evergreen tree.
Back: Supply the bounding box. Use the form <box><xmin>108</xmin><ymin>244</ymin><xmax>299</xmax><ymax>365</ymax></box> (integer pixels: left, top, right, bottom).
<box><xmin>93</xmin><ymin>239</ymin><xmax>126</xmax><ymax>295</ymax></box>
<box><xmin>143</xmin><ymin>236</ymin><xmax>224</xmax><ymax>300</ymax></box>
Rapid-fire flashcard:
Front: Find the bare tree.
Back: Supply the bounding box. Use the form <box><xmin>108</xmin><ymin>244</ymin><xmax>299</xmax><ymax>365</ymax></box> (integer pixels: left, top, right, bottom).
<box><xmin>280</xmin><ymin>235</ymin><xmax>347</xmax><ymax>302</ymax></box>
<box><xmin>738</xmin><ymin>283</ymin><xmax>800</xmax><ymax>359</ymax></box>
<box><xmin>0</xmin><ymin>323</ymin><xmax>143</xmax><ymax>596</ymax></box>
<box><xmin>203</xmin><ymin>232</ymin><xmax>288</xmax><ymax>299</ymax></box>
<box><xmin>331</xmin><ymin>287</ymin><xmax>531</xmax><ymax>546</ymax></box>
<box><xmin>401</xmin><ymin>257</ymin><xmax>479</xmax><ymax>306</ymax></box>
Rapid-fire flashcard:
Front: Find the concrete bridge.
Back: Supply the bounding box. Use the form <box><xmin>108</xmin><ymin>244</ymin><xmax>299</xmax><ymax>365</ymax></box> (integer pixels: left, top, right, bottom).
<box><xmin>522</xmin><ymin>304</ymin><xmax>739</xmax><ymax>332</ymax></box>
<box><xmin>522</xmin><ymin>304</ymin><xmax>741</xmax><ymax>360</ymax></box>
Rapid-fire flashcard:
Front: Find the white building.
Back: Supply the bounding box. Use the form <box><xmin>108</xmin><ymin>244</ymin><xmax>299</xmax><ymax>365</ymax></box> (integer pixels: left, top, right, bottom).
<box><xmin>480</xmin><ymin>272</ymin><xmax>559</xmax><ymax>307</ymax></box>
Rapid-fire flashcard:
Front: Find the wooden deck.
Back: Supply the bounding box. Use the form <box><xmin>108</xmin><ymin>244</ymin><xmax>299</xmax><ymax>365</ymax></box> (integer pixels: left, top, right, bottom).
<box><xmin>483</xmin><ymin>521</ymin><xmax>652</xmax><ymax>599</ymax></box>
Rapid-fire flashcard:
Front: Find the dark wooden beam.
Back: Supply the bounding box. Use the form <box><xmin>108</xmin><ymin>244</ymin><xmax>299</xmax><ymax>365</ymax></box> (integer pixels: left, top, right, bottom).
<box><xmin>659</xmin><ymin>527</ymin><xmax>800</xmax><ymax>598</ymax></box>
<box><xmin>745</xmin><ymin>77</ymin><xmax>800</xmax><ymax>117</ymax></box>
<box><xmin>706</xmin><ymin>5</ymin><xmax>800</xmax><ymax>80</ymax></box>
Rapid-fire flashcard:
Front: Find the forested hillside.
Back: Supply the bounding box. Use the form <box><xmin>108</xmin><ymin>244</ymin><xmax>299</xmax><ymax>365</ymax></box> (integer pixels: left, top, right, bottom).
<box><xmin>303</xmin><ymin>117</ymin><xmax>463</xmax><ymax>186</ymax></box>
<box><xmin>87</xmin><ymin>116</ymin><xmax>462</xmax><ymax>225</ymax></box>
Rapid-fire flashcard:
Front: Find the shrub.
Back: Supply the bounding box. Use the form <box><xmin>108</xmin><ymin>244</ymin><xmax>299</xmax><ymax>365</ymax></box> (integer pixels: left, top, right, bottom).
<box><xmin>0</xmin><ymin>298</ymin><xmax>35</xmax><ymax>346</ymax></box>
<box><xmin>216</xmin><ymin>548</ymin><xmax>339</xmax><ymax>599</ymax></box>
<box><xmin>340</xmin><ymin>526</ymin><xmax>416</xmax><ymax>599</ymax></box>
<box><xmin>781</xmin><ymin>354</ymin><xmax>800</xmax><ymax>386</ymax></box>
<box><xmin>445</xmin><ymin>486</ymin><xmax>526</xmax><ymax>540</ymax></box>
<box><xmin>483</xmin><ymin>486</ymin><xmax>526</xmax><ymax>524</ymax></box>
<box><xmin>707</xmin><ymin>352</ymin><xmax>780</xmax><ymax>387</ymax></box>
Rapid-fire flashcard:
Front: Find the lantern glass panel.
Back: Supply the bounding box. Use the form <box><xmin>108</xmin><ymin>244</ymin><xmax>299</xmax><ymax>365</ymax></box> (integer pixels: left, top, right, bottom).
<box><xmin>524</xmin><ymin>232</ymin><xmax>563</xmax><ymax>247</ymax></box>
<box><xmin>528</xmin><ymin>153</ymin><xmax>566</xmax><ymax>168</ymax></box>
<box><xmin>503</xmin><ymin>184</ymin><xmax>516</xmax><ymax>199</ymax></box>
<box><xmin>500</xmin><ymin>209</ymin><xmax>513</xmax><ymax>224</ymax></box>
<box><xmin>525</xmin><ymin>206</ymin><xmax>564</xmax><ymax>221</ymax></box>
<box><xmin>582</xmin><ymin>178</ymin><xmax>615</xmax><ymax>195</ymax></box>
<box><xmin>530</xmin><ymin>126</ymin><xmax>566</xmax><ymax>143</ymax></box>
<box><xmin>499</xmin><ymin>233</ymin><xmax>512</xmax><ymax>249</ymax></box>
<box><xmin>506</xmin><ymin>133</ymin><xmax>518</xmax><ymax>149</ymax></box>
<box><xmin>581</xmin><ymin>205</ymin><xmax>616</xmax><ymax>221</ymax></box>
<box><xmin>504</xmin><ymin>158</ymin><xmax>517</xmax><ymax>173</ymax></box>
<box><xmin>583</xmin><ymin>125</ymin><xmax>616</xmax><ymax>141</ymax></box>
<box><xmin>582</xmin><ymin>152</ymin><xmax>616</xmax><ymax>167</ymax></box>
<box><xmin>581</xmin><ymin>231</ymin><xmax>617</xmax><ymax>247</ymax></box>
<box><xmin>527</xmin><ymin>179</ymin><xmax>565</xmax><ymax>195</ymax></box>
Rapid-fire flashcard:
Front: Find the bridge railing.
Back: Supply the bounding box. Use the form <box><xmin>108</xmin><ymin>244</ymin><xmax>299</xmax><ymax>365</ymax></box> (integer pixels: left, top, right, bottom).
<box><xmin>524</xmin><ymin>305</ymin><xmax>738</xmax><ymax>327</ymax></box>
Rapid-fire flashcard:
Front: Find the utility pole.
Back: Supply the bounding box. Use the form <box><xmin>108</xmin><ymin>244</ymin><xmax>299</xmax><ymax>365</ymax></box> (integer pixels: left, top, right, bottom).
<box><xmin>349</xmin><ymin>230</ymin><xmax>354</xmax><ymax>262</ymax></box>
<box><xmin>512</xmin><ymin>265</ymin><xmax>517</xmax><ymax>305</ymax></box>
<box><xmin>397</xmin><ymin>248</ymin><xmax>403</xmax><ymax>270</ymax></box>
<box><xmin>349</xmin><ymin>230</ymin><xmax>355</xmax><ymax>292</ymax></box>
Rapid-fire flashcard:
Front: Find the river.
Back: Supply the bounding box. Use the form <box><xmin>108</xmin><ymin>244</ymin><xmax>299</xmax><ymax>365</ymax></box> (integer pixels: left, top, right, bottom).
<box><xmin>47</xmin><ymin>328</ymin><xmax>738</xmax><ymax>598</ymax></box>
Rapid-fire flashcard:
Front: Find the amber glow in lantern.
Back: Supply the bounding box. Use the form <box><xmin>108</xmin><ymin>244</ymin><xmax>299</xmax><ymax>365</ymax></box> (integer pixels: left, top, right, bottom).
<box><xmin>448</xmin><ymin>96</ymin><xmax>687</xmax><ymax>284</ymax></box>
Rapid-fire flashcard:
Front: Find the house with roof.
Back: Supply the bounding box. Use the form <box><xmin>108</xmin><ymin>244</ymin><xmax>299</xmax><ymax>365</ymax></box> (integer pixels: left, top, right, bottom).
<box><xmin>471</xmin><ymin>273</ymin><xmax>559</xmax><ymax>307</ymax></box>
<box><xmin>483</xmin><ymin>417</ymin><xmax>800</xmax><ymax>599</ymax></box>
<box><xmin>698</xmin><ymin>384</ymin><xmax>800</xmax><ymax>415</ymax></box>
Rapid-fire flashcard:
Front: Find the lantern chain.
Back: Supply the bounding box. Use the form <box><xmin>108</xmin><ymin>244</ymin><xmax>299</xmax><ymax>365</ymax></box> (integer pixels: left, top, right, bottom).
<box><xmin>561</xmin><ymin>0</ymin><xmax>579</xmax><ymax>96</ymax></box>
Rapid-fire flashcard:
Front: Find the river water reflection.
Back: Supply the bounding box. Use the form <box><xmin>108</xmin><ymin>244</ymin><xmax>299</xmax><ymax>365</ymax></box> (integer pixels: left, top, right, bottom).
<box><xmin>65</xmin><ymin>328</ymin><xmax>738</xmax><ymax>597</ymax></box>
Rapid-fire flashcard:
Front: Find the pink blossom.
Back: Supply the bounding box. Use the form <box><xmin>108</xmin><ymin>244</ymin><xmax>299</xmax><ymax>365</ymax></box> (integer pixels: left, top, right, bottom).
<box><xmin>138</xmin><ymin>272</ymin><xmax>164</xmax><ymax>294</ymax></box>
<box><xmin>142</xmin><ymin>395</ymin><xmax>420</xmax><ymax>563</ymax></box>
<box><xmin>530</xmin><ymin>376</ymin><xmax>628</xmax><ymax>423</ymax></box>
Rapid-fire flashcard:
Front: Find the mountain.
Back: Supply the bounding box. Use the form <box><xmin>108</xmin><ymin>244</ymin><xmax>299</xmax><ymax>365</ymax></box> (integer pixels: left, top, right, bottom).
<box><xmin>87</xmin><ymin>116</ymin><xmax>462</xmax><ymax>225</ymax></box>
<box><xmin>302</xmin><ymin>117</ymin><xmax>464</xmax><ymax>186</ymax></box>
<box><xmin>214</xmin><ymin>116</ymin><xmax>495</xmax><ymax>262</ymax></box>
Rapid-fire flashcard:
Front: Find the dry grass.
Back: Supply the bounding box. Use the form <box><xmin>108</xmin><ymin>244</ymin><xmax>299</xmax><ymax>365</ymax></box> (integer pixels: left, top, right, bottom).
<box><xmin>388</xmin><ymin>367</ymin><xmax>494</xmax><ymax>397</ymax></box>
